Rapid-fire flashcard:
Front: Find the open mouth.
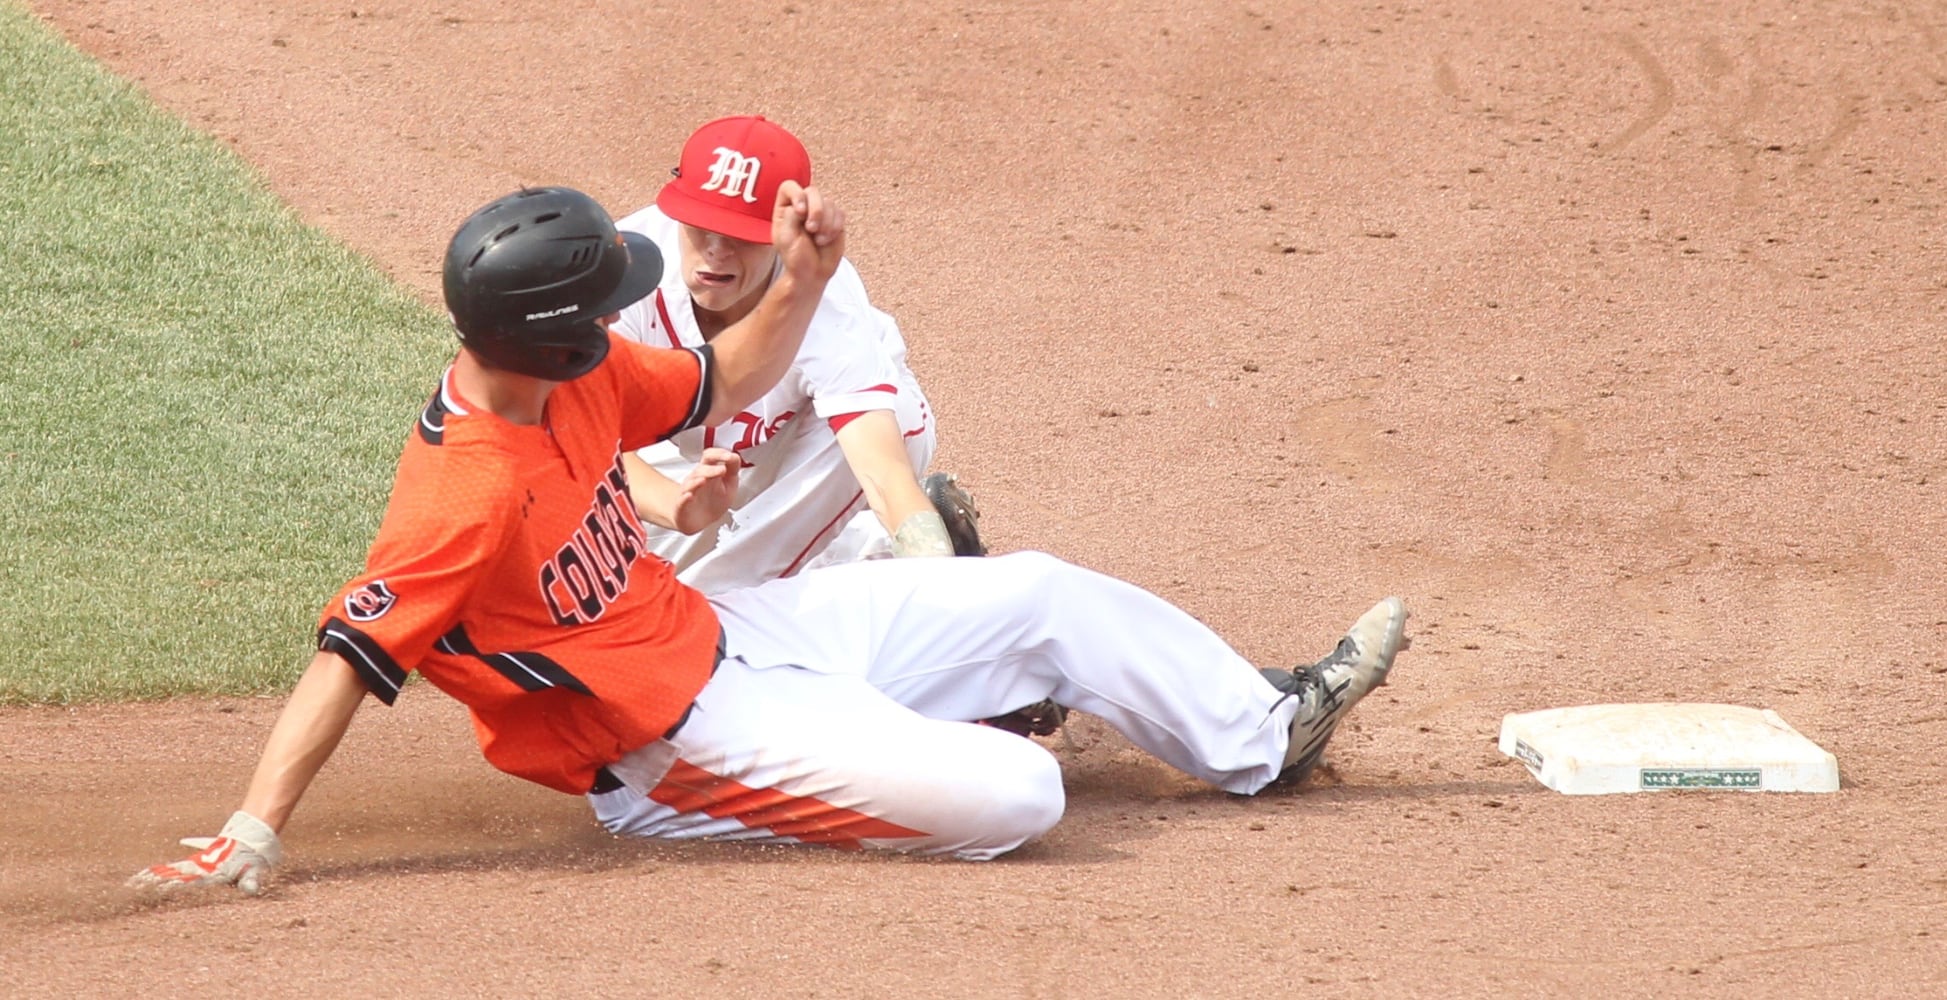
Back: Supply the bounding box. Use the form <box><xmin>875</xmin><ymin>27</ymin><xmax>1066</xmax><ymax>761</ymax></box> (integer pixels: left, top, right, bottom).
<box><xmin>694</xmin><ymin>270</ymin><xmax>737</xmax><ymax>288</ymax></box>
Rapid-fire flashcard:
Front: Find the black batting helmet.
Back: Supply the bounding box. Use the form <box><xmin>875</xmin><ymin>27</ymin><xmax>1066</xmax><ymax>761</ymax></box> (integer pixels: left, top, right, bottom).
<box><xmin>442</xmin><ymin>186</ymin><xmax>664</xmax><ymax>381</ymax></box>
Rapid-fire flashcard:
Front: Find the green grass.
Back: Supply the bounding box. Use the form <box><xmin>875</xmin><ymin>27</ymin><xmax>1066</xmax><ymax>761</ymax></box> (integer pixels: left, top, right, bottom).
<box><xmin>0</xmin><ymin>3</ymin><xmax>453</xmax><ymax>702</ymax></box>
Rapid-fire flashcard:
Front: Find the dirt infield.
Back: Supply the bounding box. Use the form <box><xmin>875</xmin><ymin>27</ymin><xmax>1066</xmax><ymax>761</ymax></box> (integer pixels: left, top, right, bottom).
<box><xmin>10</xmin><ymin>2</ymin><xmax>1947</xmax><ymax>996</ymax></box>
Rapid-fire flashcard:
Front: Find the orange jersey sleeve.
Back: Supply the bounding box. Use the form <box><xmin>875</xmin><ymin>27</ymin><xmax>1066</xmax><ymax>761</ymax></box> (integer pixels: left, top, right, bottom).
<box><xmin>596</xmin><ymin>335</ymin><xmax>715</xmax><ymax>451</ymax></box>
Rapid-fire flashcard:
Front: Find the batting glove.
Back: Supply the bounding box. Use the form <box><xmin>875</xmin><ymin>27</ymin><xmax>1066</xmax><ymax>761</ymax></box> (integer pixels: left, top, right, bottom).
<box><xmin>127</xmin><ymin>810</ymin><xmax>283</xmax><ymax>895</ymax></box>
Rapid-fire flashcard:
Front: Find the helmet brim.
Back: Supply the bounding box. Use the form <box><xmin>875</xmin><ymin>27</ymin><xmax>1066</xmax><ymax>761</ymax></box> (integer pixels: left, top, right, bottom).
<box><xmin>585</xmin><ymin>231</ymin><xmax>666</xmax><ymax>318</ymax></box>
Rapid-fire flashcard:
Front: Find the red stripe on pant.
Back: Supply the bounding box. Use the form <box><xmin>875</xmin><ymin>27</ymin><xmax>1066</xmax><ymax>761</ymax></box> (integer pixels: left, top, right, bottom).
<box><xmin>648</xmin><ymin>759</ymin><xmax>927</xmax><ymax>850</ymax></box>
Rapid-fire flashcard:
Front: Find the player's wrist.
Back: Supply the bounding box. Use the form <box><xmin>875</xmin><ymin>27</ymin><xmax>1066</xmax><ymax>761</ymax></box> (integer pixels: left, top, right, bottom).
<box><xmin>891</xmin><ymin>511</ymin><xmax>954</xmax><ymax>558</ymax></box>
<box><xmin>766</xmin><ymin>270</ymin><xmax>818</xmax><ymax>303</ymax></box>
<box><xmin>220</xmin><ymin>810</ymin><xmax>284</xmax><ymax>867</ymax></box>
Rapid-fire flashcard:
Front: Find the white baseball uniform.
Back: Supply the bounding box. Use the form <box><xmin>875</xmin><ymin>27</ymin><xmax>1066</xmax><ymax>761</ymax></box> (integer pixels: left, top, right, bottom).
<box><xmin>611</xmin><ymin>206</ymin><xmax>933</xmax><ymax>595</ymax></box>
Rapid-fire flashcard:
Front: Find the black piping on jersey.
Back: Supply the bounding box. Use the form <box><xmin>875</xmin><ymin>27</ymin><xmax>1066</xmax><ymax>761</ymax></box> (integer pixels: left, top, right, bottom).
<box><xmin>416</xmin><ymin>347</ymin><xmax>711</xmax><ymax>448</ymax></box>
<box><xmin>318</xmin><ymin>618</ymin><xmax>409</xmax><ymax>705</ymax></box>
<box><xmin>435</xmin><ymin>623</ymin><xmax>596</xmax><ymax>697</ymax></box>
<box><xmin>670</xmin><ymin>344</ymin><xmax>716</xmax><ymax>438</ymax></box>
<box><xmin>415</xmin><ymin>387</ymin><xmax>454</xmax><ymax>445</ymax></box>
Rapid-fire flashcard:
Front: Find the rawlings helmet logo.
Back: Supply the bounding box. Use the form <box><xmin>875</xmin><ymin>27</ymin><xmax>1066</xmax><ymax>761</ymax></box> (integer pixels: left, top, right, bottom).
<box><xmin>699</xmin><ymin>147</ymin><xmax>762</xmax><ymax>203</ymax></box>
<box><xmin>345</xmin><ymin>580</ymin><xmax>398</xmax><ymax>622</ymax></box>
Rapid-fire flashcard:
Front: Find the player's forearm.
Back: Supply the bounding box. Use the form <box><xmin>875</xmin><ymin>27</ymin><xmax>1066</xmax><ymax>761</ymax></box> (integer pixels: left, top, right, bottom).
<box><xmin>836</xmin><ymin>411</ymin><xmax>948</xmax><ymax>556</ymax></box>
<box><xmin>703</xmin><ymin>272</ymin><xmax>825</xmax><ymax>423</ymax></box>
<box><xmin>868</xmin><ymin>475</ymin><xmax>938</xmax><ymax>541</ymax></box>
<box><xmin>238</xmin><ymin>651</ymin><xmax>369</xmax><ymax>831</ymax></box>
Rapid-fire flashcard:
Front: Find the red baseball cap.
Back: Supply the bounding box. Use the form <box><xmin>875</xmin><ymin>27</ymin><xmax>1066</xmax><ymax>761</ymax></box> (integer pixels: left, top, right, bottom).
<box><xmin>656</xmin><ymin>116</ymin><xmax>812</xmax><ymax>245</ymax></box>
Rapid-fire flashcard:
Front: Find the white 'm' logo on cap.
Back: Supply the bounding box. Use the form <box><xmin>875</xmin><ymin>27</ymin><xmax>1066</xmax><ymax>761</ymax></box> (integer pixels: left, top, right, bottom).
<box><xmin>699</xmin><ymin>147</ymin><xmax>761</xmax><ymax>203</ymax></box>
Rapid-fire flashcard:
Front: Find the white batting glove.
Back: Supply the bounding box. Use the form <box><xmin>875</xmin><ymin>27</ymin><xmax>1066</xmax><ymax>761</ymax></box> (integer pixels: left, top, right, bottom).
<box><xmin>127</xmin><ymin>810</ymin><xmax>284</xmax><ymax>895</ymax></box>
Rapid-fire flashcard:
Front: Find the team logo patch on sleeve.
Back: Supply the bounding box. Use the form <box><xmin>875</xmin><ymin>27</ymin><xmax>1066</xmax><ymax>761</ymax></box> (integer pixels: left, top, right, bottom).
<box><xmin>345</xmin><ymin>581</ymin><xmax>398</xmax><ymax>622</ymax></box>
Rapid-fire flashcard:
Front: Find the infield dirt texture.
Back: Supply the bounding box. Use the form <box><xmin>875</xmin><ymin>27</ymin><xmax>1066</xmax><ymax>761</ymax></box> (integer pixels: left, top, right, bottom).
<box><xmin>8</xmin><ymin>2</ymin><xmax>1947</xmax><ymax>996</ymax></box>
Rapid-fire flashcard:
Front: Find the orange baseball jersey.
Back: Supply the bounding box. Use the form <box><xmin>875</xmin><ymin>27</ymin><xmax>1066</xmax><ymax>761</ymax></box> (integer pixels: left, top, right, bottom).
<box><xmin>317</xmin><ymin>335</ymin><xmax>722</xmax><ymax>795</ymax></box>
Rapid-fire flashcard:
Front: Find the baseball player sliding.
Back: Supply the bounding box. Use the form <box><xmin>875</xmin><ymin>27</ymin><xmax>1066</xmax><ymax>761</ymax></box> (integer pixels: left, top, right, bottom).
<box><xmin>612</xmin><ymin>116</ymin><xmax>959</xmax><ymax>590</ymax></box>
<box><xmin>130</xmin><ymin>179</ymin><xmax>1410</xmax><ymax>894</ymax></box>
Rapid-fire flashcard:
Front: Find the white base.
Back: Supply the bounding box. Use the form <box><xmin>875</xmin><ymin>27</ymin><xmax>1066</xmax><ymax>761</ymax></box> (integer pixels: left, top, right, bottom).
<box><xmin>1498</xmin><ymin>703</ymin><xmax>1839</xmax><ymax>794</ymax></box>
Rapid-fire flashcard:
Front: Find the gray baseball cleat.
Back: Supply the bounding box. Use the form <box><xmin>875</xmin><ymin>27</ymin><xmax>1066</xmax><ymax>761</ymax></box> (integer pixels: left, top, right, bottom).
<box><xmin>1260</xmin><ymin>597</ymin><xmax>1410</xmax><ymax>787</ymax></box>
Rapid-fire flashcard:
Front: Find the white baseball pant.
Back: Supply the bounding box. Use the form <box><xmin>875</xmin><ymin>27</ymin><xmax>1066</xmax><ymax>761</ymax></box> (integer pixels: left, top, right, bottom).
<box><xmin>586</xmin><ymin>552</ymin><xmax>1301</xmax><ymax>859</ymax></box>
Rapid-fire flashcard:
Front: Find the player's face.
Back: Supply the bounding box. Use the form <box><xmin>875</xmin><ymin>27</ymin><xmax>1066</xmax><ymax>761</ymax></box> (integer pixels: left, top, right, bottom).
<box><xmin>677</xmin><ymin>224</ymin><xmax>779</xmax><ymax>321</ymax></box>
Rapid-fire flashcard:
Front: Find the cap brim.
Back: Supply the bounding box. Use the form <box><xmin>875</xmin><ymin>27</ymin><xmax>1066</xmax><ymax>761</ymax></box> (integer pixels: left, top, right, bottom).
<box><xmin>656</xmin><ymin>183</ymin><xmax>774</xmax><ymax>244</ymax></box>
<box><xmin>587</xmin><ymin>231</ymin><xmax>665</xmax><ymax>317</ymax></box>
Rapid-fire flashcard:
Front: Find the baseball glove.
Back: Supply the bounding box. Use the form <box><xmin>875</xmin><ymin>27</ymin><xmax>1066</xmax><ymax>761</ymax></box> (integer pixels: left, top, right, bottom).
<box><xmin>978</xmin><ymin>698</ymin><xmax>1069</xmax><ymax>738</ymax></box>
<box><xmin>920</xmin><ymin>472</ymin><xmax>987</xmax><ymax>557</ymax></box>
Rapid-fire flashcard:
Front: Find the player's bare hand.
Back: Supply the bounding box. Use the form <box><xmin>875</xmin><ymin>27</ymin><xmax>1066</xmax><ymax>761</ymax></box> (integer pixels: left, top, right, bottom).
<box><xmin>671</xmin><ymin>448</ymin><xmax>744</xmax><ymax>535</ymax></box>
<box><xmin>771</xmin><ymin>179</ymin><xmax>846</xmax><ymax>285</ymax></box>
<box><xmin>126</xmin><ymin>811</ymin><xmax>283</xmax><ymax>896</ymax></box>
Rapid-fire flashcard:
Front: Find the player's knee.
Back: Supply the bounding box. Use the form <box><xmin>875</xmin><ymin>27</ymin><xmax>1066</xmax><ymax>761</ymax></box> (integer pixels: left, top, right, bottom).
<box><xmin>951</xmin><ymin>738</ymin><xmax>1065</xmax><ymax>860</ymax></box>
<box><xmin>986</xmin><ymin>550</ymin><xmax>1093</xmax><ymax>612</ymax></box>
<box><xmin>989</xmin><ymin>550</ymin><xmax>1070</xmax><ymax>589</ymax></box>
<box><xmin>1006</xmin><ymin>740</ymin><xmax>1066</xmax><ymax>834</ymax></box>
